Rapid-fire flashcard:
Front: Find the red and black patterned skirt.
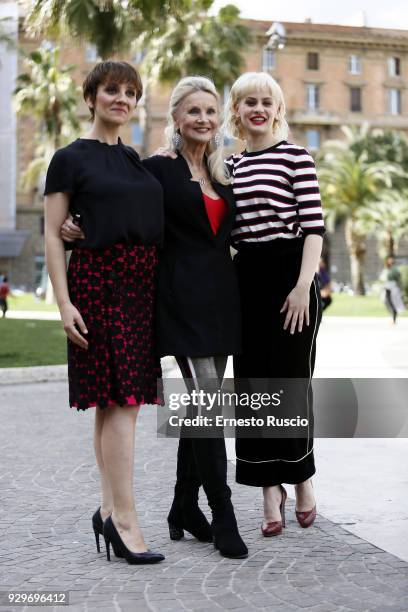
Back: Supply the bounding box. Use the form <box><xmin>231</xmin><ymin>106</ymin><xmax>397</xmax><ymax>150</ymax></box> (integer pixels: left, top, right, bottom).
<box><xmin>67</xmin><ymin>243</ymin><xmax>163</xmax><ymax>411</ymax></box>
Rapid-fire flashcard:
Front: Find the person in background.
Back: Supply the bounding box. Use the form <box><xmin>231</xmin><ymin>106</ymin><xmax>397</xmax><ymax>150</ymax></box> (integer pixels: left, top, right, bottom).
<box><xmin>0</xmin><ymin>276</ymin><xmax>10</xmax><ymax>318</ymax></box>
<box><xmin>318</xmin><ymin>257</ymin><xmax>332</xmax><ymax>312</ymax></box>
<box><xmin>380</xmin><ymin>256</ymin><xmax>405</xmax><ymax>324</ymax></box>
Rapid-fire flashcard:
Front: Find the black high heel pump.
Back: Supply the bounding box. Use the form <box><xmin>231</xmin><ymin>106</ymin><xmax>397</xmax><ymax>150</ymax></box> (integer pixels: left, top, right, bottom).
<box><xmin>103</xmin><ymin>516</ymin><xmax>165</xmax><ymax>564</ymax></box>
<box><xmin>92</xmin><ymin>507</ymin><xmax>123</xmax><ymax>558</ymax></box>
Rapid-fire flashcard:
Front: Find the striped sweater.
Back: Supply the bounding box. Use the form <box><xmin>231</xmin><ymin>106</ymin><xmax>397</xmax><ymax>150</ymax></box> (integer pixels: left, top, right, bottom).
<box><xmin>225</xmin><ymin>140</ymin><xmax>325</xmax><ymax>245</ymax></box>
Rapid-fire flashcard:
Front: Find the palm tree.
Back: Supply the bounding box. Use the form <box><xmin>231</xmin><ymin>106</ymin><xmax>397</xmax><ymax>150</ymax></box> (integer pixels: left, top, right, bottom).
<box><xmin>358</xmin><ymin>190</ymin><xmax>408</xmax><ymax>260</ymax></box>
<box><xmin>14</xmin><ymin>44</ymin><xmax>80</xmax><ymax>151</ymax></box>
<box><xmin>24</xmin><ymin>0</ymin><xmax>250</xmax><ymax>154</ymax></box>
<box><xmin>318</xmin><ymin>141</ymin><xmax>403</xmax><ymax>294</ymax></box>
<box><xmin>138</xmin><ymin>2</ymin><xmax>251</xmax><ymax>153</ymax></box>
<box><xmin>143</xmin><ymin>3</ymin><xmax>250</xmax><ymax>89</ymax></box>
<box><xmin>25</xmin><ymin>0</ymin><xmax>192</xmax><ymax>57</ymax></box>
<box><xmin>14</xmin><ymin>44</ymin><xmax>81</xmax><ymax>303</ymax></box>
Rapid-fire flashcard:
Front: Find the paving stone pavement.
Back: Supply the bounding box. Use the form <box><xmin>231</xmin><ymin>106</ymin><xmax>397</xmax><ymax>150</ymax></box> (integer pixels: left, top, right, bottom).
<box><xmin>1</xmin><ymin>382</ymin><xmax>408</xmax><ymax>612</ymax></box>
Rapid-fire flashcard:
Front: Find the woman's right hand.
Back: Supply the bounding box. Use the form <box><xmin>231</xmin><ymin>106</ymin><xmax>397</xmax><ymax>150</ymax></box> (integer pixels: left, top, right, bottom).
<box><xmin>60</xmin><ymin>215</ymin><xmax>85</xmax><ymax>242</ymax></box>
<box><xmin>60</xmin><ymin>301</ymin><xmax>89</xmax><ymax>349</ymax></box>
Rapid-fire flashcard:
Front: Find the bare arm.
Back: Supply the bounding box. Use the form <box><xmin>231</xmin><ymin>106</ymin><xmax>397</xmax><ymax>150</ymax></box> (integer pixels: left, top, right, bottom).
<box><xmin>44</xmin><ymin>193</ymin><xmax>88</xmax><ymax>349</ymax></box>
<box><xmin>281</xmin><ymin>234</ymin><xmax>323</xmax><ymax>334</ymax></box>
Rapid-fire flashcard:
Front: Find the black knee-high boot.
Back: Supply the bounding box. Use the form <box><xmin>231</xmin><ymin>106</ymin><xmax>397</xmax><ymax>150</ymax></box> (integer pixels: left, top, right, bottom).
<box><xmin>167</xmin><ymin>436</ymin><xmax>212</xmax><ymax>542</ymax></box>
<box><xmin>191</xmin><ymin>436</ymin><xmax>248</xmax><ymax>558</ymax></box>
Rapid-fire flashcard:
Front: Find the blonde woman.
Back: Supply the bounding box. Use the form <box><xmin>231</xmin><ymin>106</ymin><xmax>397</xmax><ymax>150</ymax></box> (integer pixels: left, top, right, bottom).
<box><xmin>62</xmin><ymin>76</ymin><xmax>248</xmax><ymax>559</ymax></box>
<box><xmin>224</xmin><ymin>72</ymin><xmax>325</xmax><ymax>535</ymax></box>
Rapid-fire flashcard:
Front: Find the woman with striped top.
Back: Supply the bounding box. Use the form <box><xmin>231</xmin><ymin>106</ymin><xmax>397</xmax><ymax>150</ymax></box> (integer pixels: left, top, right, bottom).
<box><xmin>224</xmin><ymin>72</ymin><xmax>325</xmax><ymax>535</ymax></box>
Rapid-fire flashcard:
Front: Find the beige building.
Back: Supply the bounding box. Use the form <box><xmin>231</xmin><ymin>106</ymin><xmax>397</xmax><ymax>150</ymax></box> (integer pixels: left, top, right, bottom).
<box><xmin>253</xmin><ymin>20</ymin><xmax>408</xmax><ymax>150</ymax></box>
<box><xmin>2</xmin><ymin>16</ymin><xmax>408</xmax><ymax>289</ymax></box>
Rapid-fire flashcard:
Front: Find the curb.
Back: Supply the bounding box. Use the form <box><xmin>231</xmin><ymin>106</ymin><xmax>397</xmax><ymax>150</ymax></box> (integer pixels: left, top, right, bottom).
<box><xmin>0</xmin><ymin>364</ymin><xmax>68</xmax><ymax>385</ymax></box>
<box><xmin>0</xmin><ymin>357</ymin><xmax>176</xmax><ymax>386</ymax></box>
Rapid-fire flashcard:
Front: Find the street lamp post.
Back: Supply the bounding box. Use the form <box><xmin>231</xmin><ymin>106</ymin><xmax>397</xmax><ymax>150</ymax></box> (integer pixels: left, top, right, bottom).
<box><xmin>265</xmin><ymin>22</ymin><xmax>286</xmax><ymax>50</ymax></box>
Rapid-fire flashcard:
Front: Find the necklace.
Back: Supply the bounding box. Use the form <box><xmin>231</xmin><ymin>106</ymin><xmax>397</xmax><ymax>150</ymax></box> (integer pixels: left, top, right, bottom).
<box><xmin>181</xmin><ymin>153</ymin><xmax>208</xmax><ymax>187</ymax></box>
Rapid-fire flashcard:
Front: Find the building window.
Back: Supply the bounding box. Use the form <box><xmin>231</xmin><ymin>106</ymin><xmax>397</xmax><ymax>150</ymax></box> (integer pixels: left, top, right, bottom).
<box><xmin>131</xmin><ymin>122</ymin><xmax>144</xmax><ymax>145</ymax></box>
<box><xmin>262</xmin><ymin>48</ymin><xmax>275</xmax><ymax>71</ymax></box>
<box><xmin>348</xmin><ymin>55</ymin><xmax>361</xmax><ymax>75</ymax></box>
<box><xmin>388</xmin><ymin>57</ymin><xmax>401</xmax><ymax>76</ymax></box>
<box><xmin>388</xmin><ymin>89</ymin><xmax>401</xmax><ymax>115</ymax></box>
<box><xmin>307</xmin><ymin>52</ymin><xmax>319</xmax><ymax>70</ymax></box>
<box><xmin>306</xmin><ymin>130</ymin><xmax>320</xmax><ymax>151</ymax></box>
<box><xmin>350</xmin><ymin>87</ymin><xmax>362</xmax><ymax>112</ymax></box>
<box><xmin>306</xmin><ymin>84</ymin><xmax>319</xmax><ymax>110</ymax></box>
<box><xmin>85</xmin><ymin>44</ymin><xmax>98</xmax><ymax>62</ymax></box>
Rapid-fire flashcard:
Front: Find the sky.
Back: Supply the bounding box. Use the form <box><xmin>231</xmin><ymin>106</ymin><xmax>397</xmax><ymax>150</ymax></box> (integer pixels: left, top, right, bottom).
<box><xmin>211</xmin><ymin>0</ymin><xmax>408</xmax><ymax>30</ymax></box>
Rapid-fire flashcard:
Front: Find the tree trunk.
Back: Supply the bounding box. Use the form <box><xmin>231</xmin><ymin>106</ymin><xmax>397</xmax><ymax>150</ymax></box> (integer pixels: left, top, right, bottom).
<box><xmin>345</xmin><ymin>217</ymin><xmax>366</xmax><ymax>296</ymax></box>
<box><xmin>385</xmin><ymin>232</ymin><xmax>395</xmax><ymax>258</ymax></box>
<box><xmin>378</xmin><ymin>231</ymin><xmax>395</xmax><ymax>262</ymax></box>
<box><xmin>141</xmin><ymin>79</ymin><xmax>152</xmax><ymax>157</ymax></box>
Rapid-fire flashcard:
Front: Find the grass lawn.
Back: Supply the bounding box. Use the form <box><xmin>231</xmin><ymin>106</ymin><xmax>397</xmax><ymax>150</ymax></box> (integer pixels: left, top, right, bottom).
<box><xmin>0</xmin><ymin>293</ymin><xmax>406</xmax><ymax>369</ymax></box>
<box><xmin>325</xmin><ymin>293</ymin><xmax>408</xmax><ymax>317</ymax></box>
<box><xmin>0</xmin><ymin>319</ymin><xmax>66</xmax><ymax>368</ymax></box>
<box><xmin>8</xmin><ymin>293</ymin><xmax>58</xmax><ymax>312</ymax></box>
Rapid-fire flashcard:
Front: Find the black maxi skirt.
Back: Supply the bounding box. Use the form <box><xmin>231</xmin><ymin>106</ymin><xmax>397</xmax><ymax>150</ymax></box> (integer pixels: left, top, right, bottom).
<box><xmin>233</xmin><ymin>238</ymin><xmax>322</xmax><ymax>486</ymax></box>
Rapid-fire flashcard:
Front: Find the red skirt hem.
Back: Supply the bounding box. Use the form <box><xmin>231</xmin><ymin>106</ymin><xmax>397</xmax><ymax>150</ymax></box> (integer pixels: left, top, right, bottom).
<box><xmin>71</xmin><ymin>395</ymin><xmax>164</xmax><ymax>411</ymax></box>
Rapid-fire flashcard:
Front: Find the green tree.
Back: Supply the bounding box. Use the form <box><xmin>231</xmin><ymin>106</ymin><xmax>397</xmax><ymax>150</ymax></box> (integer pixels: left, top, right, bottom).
<box><xmin>358</xmin><ymin>190</ymin><xmax>408</xmax><ymax>260</ymax></box>
<box><xmin>13</xmin><ymin>44</ymin><xmax>81</xmax><ymax>303</ymax></box>
<box><xmin>24</xmin><ymin>0</ymin><xmax>251</xmax><ymax>154</ymax></box>
<box><xmin>14</xmin><ymin>44</ymin><xmax>80</xmax><ymax>151</ymax></box>
<box><xmin>25</xmin><ymin>0</ymin><xmax>191</xmax><ymax>58</ymax></box>
<box><xmin>318</xmin><ymin>140</ymin><xmax>403</xmax><ymax>294</ymax></box>
<box><xmin>138</xmin><ymin>2</ymin><xmax>251</xmax><ymax>153</ymax></box>
<box><xmin>349</xmin><ymin>127</ymin><xmax>408</xmax><ymax>191</ymax></box>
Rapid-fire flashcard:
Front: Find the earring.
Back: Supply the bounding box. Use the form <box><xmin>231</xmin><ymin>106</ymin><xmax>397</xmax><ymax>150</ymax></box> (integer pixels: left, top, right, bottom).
<box><xmin>213</xmin><ymin>131</ymin><xmax>222</xmax><ymax>148</ymax></box>
<box><xmin>172</xmin><ymin>129</ymin><xmax>182</xmax><ymax>150</ymax></box>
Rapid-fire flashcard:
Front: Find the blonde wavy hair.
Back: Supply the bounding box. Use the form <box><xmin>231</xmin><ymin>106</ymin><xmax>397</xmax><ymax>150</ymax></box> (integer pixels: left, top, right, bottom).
<box><xmin>223</xmin><ymin>72</ymin><xmax>289</xmax><ymax>142</ymax></box>
<box><xmin>165</xmin><ymin>76</ymin><xmax>230</xmax><ymax>185</ymax></box>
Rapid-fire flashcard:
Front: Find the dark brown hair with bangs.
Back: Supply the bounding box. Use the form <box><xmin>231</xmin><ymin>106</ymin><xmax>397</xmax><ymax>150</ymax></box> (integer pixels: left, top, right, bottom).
<box><xmin>83</xmin><ymin>61</ymin><xmax>143</xmax><ymax>120</ymax></box>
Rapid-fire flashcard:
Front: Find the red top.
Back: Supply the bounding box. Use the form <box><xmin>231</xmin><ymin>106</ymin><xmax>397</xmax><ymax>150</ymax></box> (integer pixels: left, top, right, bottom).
<box><xmin>202</xmin><ymin>193</ymin><xmax>228</xmax><ymax>235</ymax></box>
<box><xmin>0</xmin><ymin>282</ymin><xmax>9</xmax><ymax>298</ymax></box>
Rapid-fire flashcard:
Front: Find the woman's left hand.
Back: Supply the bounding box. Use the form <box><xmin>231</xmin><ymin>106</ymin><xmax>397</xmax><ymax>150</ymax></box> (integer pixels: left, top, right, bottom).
<box><xmin>152</xmin><ymin>147</ymin><xmax>177</xmax><ymax>158</ymax></box>
<box><xmin>280</xmin><ymin>284</ymin><xmax>310</xmax><ymax>333</ymax></box>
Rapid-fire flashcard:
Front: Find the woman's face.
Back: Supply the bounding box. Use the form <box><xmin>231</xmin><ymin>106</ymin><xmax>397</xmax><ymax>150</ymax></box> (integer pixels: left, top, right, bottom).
<box><xmin>173</xmin><ymin>91</ymin><xmax>219</xmax><ymax>146</ymax></box>
<box><xmin>90</xmin><ymin>80</ymin><xmax>138</xmax><ymax>125</ymax></box>
<box><xmin>234</xmin><ymin>89</ymin><xmax>279</xmax><ymax>138</ymax></box>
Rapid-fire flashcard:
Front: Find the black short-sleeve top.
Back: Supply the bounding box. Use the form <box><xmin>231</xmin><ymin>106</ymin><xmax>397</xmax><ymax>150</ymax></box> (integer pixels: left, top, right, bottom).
<box><xmin>44</xmin><ymin>138</ymin><xmax>164</xmax><ymax>250</ymax></box>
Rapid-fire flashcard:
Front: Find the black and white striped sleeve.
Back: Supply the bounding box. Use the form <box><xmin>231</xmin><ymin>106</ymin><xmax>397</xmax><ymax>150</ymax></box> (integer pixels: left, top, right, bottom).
<box><xmin>292</xmin><ymin>149</ymin><xmax>325</xmax><ymax>237</ymax></box>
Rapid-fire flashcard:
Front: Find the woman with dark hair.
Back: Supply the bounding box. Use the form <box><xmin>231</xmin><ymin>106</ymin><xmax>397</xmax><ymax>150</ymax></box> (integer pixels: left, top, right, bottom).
<box><xmin>44</xmin><ymin>61</ymin><xmax>164</xmax><ymax>564</ymax></box>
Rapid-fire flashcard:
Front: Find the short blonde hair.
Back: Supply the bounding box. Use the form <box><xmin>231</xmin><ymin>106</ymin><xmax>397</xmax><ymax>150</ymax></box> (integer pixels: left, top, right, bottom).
<box><xmin>165</xmin><ymin>76</ymin><xmax>230</xmax><ymax>186</ymax></box>
<box><xmin>224</xmin><ymin>72</ymin><xmax>289</xmax><ymax>142</ymax></box>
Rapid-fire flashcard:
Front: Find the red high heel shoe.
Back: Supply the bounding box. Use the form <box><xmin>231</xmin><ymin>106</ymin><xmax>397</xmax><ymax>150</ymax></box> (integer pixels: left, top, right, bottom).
<box><xmin>295</xmin><ymin>480</ymin><xmax>316</xmax><ymax>528</ymax></box>
<box><xmin>295</xmin><ymin>506</ymin><xmax>316</xmax><ymax>528</ymax></box>
<box><xmin>261</xmin><ymin>485</ymin><xmax>287</xmax><ymax>537</ymax></box>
